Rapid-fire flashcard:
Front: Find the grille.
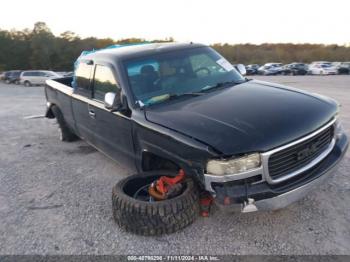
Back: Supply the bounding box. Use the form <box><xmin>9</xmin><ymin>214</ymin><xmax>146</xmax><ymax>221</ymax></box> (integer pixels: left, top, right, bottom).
<box><xmin>268</xmin><ymin>125</ymin><xmax>334</xmax><ymax>179</ymax></box>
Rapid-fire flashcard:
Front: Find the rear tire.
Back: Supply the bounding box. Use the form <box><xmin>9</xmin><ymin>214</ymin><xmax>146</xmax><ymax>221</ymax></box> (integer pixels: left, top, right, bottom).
<box><xmin>24</xmin><ymin>81</ymin><xmax>32</xmax><ymax>87</ymax></box>
<box><xmin>112</xmin><ymin>172</ymin><xmax>200</xmax><ymax>236</ymax></box>
<box><xmin>51</xmin><ymin>105</ymin><xmax>79</xmax><ymax>142</ymax></box>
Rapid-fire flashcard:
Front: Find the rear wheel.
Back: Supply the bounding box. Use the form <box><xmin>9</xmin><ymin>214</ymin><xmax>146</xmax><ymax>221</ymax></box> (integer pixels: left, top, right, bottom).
<box><xmin>24</xmin><ymin>81</ymin><xmax>31</xmax><ymax>87</ymax></box>
<box><xmin>51</xmin><ymin>105</ymin><xmax>79</xmax><ymax>142</ymax></box>
<box><xmin>112</xmin><ymin>172</ymin><xmax>199</xmax><ymax>236</ymax></box>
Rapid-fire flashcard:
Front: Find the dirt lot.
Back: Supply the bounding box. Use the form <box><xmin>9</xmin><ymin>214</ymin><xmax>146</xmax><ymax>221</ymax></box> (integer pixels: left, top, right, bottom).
<box><xmin>0</xmin><ymin>75</ymin><xmax>349</xmax><ymax>255</ymax></box>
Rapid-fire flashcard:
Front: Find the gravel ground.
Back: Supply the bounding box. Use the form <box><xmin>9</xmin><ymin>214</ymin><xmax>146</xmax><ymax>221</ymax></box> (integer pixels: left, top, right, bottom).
<box><xmin>0</xmin><ymin>75</ymin><xmax>349</xmax><ymax>255</ymax></box>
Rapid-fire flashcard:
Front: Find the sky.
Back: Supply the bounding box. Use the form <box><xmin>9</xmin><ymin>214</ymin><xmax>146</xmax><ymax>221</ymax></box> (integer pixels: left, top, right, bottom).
<box><xmin>1</xmin><ymin>0</ymin><xmax>349</xmax><ymax>45</ymax></box>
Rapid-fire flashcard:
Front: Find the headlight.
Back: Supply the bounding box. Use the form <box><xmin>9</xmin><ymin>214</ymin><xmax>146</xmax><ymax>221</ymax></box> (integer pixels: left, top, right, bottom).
<box><xmin>206</xmin><ymin>153</ymin><xmax>261</xmax><ymax>176</ymax></box>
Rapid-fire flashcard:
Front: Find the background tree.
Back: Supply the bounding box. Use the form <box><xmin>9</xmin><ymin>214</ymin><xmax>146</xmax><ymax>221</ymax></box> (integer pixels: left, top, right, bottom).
<box><xmin>29</xmin><ymin>22</ymin><xmax>55</xmax><ymax>69</ymax></box>
<box><xmin>0</xmin><ymin>22</ymin><xmax>350</xmax><ymax>72</ymax></box>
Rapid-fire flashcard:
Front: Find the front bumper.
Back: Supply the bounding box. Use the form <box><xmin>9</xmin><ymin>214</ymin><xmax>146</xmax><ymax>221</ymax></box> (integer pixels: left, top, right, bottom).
<box><xmin>209</xmin><ymin>133</ymin><xmax>348</xmax><ymax>212</ymax></box>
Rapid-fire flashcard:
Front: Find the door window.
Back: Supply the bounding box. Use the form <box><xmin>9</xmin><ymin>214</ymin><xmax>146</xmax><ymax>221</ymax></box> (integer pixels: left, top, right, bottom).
<box><xmin>93</xmin><ymin>65</ymin><xmax>118</xmax><ymax>101</ymax></box>
<box><xmin>29</xmin><ymin>71</ymin><xmax>39</xmax><ymax>76</ymax></box>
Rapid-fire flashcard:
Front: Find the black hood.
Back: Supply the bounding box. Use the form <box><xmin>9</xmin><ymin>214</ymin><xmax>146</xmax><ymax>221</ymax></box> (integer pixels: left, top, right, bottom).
<box><xmin>145</xmin><ymin>80</ymin><xmax>338</xmax><ymax>155</ymax></box>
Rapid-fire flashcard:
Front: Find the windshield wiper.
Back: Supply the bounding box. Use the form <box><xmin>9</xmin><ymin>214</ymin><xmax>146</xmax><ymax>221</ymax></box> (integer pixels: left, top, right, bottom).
<box><xmin>145</xmin><ymin>92</ymin><xmax>203</xmax><ymax>106</ymax></box>
<box><xmin>200</xmin><ymin>80</ymin><xmax>244</xmax><ymax>93</ymax></box>
<box><xmin>171</xmin><ymin>92</ymin><xmax>203</xmax><ymax>97</ymax></box>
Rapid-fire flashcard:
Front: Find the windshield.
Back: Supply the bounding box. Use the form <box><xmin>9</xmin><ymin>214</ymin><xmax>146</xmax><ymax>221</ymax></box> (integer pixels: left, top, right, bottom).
<box><xmin>124</xmin><ymin>47</ymin><xmax>245</xmax><ymax>106</ymax></box>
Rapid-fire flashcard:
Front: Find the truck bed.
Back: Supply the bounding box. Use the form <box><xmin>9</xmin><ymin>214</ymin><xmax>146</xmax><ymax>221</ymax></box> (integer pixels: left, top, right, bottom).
<box><xmin>46</xmin><ymin>77</ymin><xmax>74</xmax><ymax>95</ymax></box>
<box><xmin>45</xmin><ymin>77</ymin><xmax>76</xmax><ymax>134</ymax></box>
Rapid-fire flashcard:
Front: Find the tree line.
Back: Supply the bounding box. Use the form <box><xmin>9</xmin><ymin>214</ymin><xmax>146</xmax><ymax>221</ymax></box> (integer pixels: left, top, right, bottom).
<box><xmin>1</xmin><ymin>22</ymin><xmax>350</xmax><ymax>71</ymax></box>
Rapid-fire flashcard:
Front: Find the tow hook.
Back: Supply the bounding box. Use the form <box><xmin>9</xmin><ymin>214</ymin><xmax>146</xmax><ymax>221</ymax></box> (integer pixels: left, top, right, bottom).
<box><xmin>241</xmin><ymin>179</ymin><xmax>258</xmax><ymax>213</ymax></box>
<box><xmin>241</xmin><ymin>198</ymin><xmax>258</xmax><ymax>213</ymax></box>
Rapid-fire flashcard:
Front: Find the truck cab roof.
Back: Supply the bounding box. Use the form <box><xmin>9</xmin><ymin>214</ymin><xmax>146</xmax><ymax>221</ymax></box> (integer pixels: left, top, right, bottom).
<box><xmin>79</xmin><ymin>42</ymin><xmax>206</xmax><ymax>64</ymax></box>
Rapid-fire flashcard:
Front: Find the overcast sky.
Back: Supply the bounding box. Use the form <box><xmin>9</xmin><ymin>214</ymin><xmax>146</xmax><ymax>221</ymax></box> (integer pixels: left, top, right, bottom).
<box><xmin>1</xmin><ymin>0</ymin><xmax>349</xmax><ymax>45</ymax></box>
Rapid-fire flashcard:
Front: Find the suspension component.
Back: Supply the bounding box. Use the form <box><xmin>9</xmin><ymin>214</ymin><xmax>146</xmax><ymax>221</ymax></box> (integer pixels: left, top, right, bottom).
<box><xmin>148</xmin><ymin>169</ymin><xmax>186</xmax><ymax>201</ymax></box>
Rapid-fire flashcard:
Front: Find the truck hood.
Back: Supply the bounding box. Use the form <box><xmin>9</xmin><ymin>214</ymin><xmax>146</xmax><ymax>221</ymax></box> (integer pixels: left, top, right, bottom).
<box><xmin>145</xmin><ymin>80</ymin><xmax>338</xmax><ymax>155</ymax></box>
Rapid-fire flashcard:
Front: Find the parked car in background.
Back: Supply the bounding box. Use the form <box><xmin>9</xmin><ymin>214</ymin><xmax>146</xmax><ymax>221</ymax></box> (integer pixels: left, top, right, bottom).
<box><xmin>331</xmin><ymin>62</ymin><xmax>341</xmax><ymax>68</ymax></box>
<box><xmin>2</xmin><ymin>71</ymin><xmax>11</xmax><ymax>82</ymax></box>
<box><xmin>308</xmin><ymin>64</ymin><xmax>338</xmax><ymax>75</ymax></box>
<box><xmin>63</xmin><ymin>71</ymin><xmax>74</xmax><ymax>77</ymax></box>
<box><xmin>58</xmin><ymin>71</ymin><xmax>74</xmax><ymax>77</ymax></box>
<box><xmin>245</xmin><ymin>64</ymin><xmax>260</xmax><ymax>75</ymax></box>
<box><xmin>310</xmin><ymin>61</ymin><xmax>331</xmax><ymax>66</ymax></box>
<box><xmin>336</xmin><ymin>62</ymin><xmax>350</xmax><ymax>75</ymax></box>
<box><xmin>0</xmin><ymin>71</ymin><xmax>5</xmax><ymax>80</ymax></box>
<box><xmin>4</xmin><ymin>70</ymin><xmax>22</xmax><ymax>84</ymax></box>
<box><xmin>258</xmin><ymin>63</ymin><xmax>285</xmax><ymax>75</ymax></box>
<box><xmin>20</xmin><ymin>70</ymin><xmax>61</xmax><ymax>86</ymax></box>
<box><xmin>284</xmin><ymin>63</ymin><xmax>308</xmax><ymax>75</ymax></box>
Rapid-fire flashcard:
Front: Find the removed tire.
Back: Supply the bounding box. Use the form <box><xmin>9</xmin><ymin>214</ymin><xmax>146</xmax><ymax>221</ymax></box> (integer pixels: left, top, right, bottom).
<box><xmin>51</xmin><ymin>105</ymin><xmax>79</xmax><ymax>142</ymax></box>
<box><xmin>112</xmin><ymin>172</ymin><xmax>199</xmax><ymax>236</ymax></box>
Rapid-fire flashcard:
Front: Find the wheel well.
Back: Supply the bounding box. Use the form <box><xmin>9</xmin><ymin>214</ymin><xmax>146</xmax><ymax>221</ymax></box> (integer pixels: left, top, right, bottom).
<box><xmin>45</xmin><ymin>104</ymin><xmax>55</xmax><ymax>119</ymax></box>
<box><xmin>141</xmin><ymin>151</ymin><xmax>180</xmax><ymax>172</ymax></box>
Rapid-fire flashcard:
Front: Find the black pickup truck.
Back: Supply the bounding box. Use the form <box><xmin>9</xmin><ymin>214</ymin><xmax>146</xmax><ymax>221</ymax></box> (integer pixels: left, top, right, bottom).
<box><xmin>45</xmin><ymin>43</ymin><xmax>348</xmax><ymax>235</ymax></box>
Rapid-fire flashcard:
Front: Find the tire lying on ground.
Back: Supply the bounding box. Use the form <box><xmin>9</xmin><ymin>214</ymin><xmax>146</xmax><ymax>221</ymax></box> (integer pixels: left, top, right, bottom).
<box><xmin>112</xmin><ymin>171</ymin><xmax>199</xmax><ymax>236</ymax></box>
<box><xmin>51</xmin><ymin>105</ymin><xmax>79</xmax><ymax>142</ymax></box>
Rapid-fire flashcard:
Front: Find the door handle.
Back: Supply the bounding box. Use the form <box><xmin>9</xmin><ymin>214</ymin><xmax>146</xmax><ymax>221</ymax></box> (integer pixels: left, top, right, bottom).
<box><xmin>88</xmin><ymin>109</ymin><xmax>96</xmax><ymax>118</ymax></box>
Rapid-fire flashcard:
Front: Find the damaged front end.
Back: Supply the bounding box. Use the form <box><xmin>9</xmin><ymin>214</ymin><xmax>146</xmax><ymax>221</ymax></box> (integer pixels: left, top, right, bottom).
<box><xmin>204</xmin><ymin>119</ymin><xmax>348</xmax><ymax>213</ymax></box>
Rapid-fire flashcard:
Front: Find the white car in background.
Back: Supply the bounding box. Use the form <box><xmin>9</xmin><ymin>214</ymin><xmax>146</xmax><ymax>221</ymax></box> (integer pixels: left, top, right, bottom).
<box><xmin>20</xmin><ymin>70</ymin><xmax>61</xmax><ymax>86</ymax></box>
<box><xmin>257</xmin><ymin>63</ymin><xmax>284</xmax><ymax>75</ymax></box>
<box><xmin>308</xmin><ymin>63</ymin><xmax>338</xmax><ymax>75</ymax></box>
<box><xmin>310</xmin><ymin>61</ymin><xmax>331</xmax><ymax>65</ymax></box>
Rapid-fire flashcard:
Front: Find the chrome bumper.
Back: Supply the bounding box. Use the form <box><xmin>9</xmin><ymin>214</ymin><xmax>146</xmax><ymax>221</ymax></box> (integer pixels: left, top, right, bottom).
<box><xmin>253</xmin><ymin>161</ymin><xmax>339</xmax><ymax>211</ymax></box>
<box><xmin>215</xmin><ymin>159</ymin><xmax>340</xmax><ymax>212</ymax></box>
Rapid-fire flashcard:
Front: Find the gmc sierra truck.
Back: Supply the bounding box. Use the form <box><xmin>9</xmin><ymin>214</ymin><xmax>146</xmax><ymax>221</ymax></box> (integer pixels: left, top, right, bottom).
<box><xmin>45</xmin><ymin>43</ymin><xmax>348</xmax><ymax>235</ymax></box>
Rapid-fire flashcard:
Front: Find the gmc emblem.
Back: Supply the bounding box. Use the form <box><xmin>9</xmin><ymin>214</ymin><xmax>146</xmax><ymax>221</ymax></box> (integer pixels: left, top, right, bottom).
<box><xmin>296</xmin><ymin>140</ymin><xmax>323</xmax><ymax>161</ymax></box>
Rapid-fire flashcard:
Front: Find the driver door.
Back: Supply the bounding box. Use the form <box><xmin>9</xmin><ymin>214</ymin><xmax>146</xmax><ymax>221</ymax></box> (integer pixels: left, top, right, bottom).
<box><xmin>89</xmin><ymin>63</ymin><xmax>135</xmax><ymax>168</ymax></box>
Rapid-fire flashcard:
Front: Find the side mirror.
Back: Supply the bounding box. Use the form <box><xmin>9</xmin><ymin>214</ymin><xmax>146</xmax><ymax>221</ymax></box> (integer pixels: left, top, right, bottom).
<box><xmin>104</xmin><ymin>92</ymin><xmax>117</xmax><ymax>109</ymax></box>
<box><xmin>104</xmin><ymin>91</ymin><xmax>123</xmax><ymax>111</ymax></box>
<box><xmin>236</xmin><ymin>64</ymin><xmax>247</xmax><ymax>76</ymax></box>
